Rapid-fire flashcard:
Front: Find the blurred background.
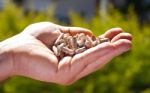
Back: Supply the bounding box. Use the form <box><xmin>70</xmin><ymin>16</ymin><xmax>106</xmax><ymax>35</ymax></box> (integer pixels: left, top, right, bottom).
<box><xmin>0</xmin><ymin>0</ymin><xmax>150</xmax><ymax>93</ymax></box>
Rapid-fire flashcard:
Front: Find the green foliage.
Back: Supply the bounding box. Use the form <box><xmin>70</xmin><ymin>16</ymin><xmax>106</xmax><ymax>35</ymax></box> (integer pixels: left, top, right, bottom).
<box><xmin>0</xmin><ymin>3</ymin><xmax>150</xmax><ymax>93</ymax></box>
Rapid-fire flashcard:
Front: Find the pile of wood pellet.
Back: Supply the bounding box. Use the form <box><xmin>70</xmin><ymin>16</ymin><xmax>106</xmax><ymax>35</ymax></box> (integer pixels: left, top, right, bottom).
<box><xmin>52</xmin><ymin>33</ymin><xmax>110</xmax><ymax>59</ymax></box>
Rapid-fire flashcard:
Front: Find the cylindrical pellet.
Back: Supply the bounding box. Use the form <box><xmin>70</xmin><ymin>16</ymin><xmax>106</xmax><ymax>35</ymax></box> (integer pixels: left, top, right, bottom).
<box><xmin>52</xmin><ymin>46</ymin><xmax>58</xmax><ymax>56</ymax></box>
<box><xmin>75</xmin><ymin>47</ymin><xmax>86</xmax><ymax>54</ymax></box>
<box><xmin>54</xmin><ymin>33</ymin><xmax>64</xmax><ymax>45</ymax></box>
<box><xmin>99</xmin><ymin>38</ymin><xmax>110</xmax><ymax>43</ymax></box>
<box><xmin>61</xmin><ymin>47</ymin><xmax>75</xmax><ymax>56</ymax></box>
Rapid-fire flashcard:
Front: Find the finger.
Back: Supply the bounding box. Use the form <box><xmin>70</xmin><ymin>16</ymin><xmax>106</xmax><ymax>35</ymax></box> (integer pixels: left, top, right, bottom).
<box><xmin>75</xmin><ymin>56</ymin><xmax>111</xmax><ymax>80</ymax></box>
<box><xmin>112</xmin><ymin>39</ymin><xmax>132</xmax><ymax>56</ymax></box>
<box><xmin>70</xmin><ymin>42</ymin><xmax>113</xmax><ymax>77</ymax></box>
<box><xmin>57</xmin><ymin>56</ymin><xmax>72</xmax><ymax>73</ymax></box>
<box><xmin>59</xmin><ymin>26</ymin><xmax>93</xmax><ymax>36</ymax></box>
<box><xmin>111</xmin><ymin>33</ymin><xmax>132</xmax><ymax>43</ymax></box>
<box><xmin>75</xmin><ymin>39</ymin><xmax>132</xmax><ymax>80</ymax></box>
<box><xmin>55</xmin><ymin>56</ymin><xmax>72</xmax><ymax>83</ymax></box>
<box><xmin>101</xmin><ymin>28</ymin><xmax>123</xmax><ymax>40</ymax></box>
<box><xmin>74</xmin><ymin>50</ymin><xmax>115</xmax><ymax>80</ymax></box>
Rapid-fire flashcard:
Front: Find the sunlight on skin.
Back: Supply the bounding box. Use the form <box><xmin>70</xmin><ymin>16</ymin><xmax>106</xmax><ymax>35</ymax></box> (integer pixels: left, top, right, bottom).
<box><xmin>0</xmin><ymin>22</ymin><xmax>132</xmax><ymax>85</ymax></box>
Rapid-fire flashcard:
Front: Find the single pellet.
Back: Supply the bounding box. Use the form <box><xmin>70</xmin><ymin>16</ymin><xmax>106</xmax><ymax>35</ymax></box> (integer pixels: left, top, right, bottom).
<box><xmin>61</xmin><ymin>47</ymin><xmax>75</xmax><ymax>56</ymax></box>
<box><xmin>54</xmin><ymin>33</ymin><xmax>64</xmax><ymax>45</ymax></box>
<box><xmin>75</xmin><ymin>47</ymin><xmax>86</xmax><ymax>54</ymax></box>
<box><xmin>77</xmin><ymin>39</ymin><xmax>85</xmax><ymax>48</ymax></box>
<box><xmin>57</xmin><ymin>43</ymin><xmax>65</xmax><ymax>56</ymax></box>
<box><xmin>52</xmin><ymin>46</ymin><xmax>58</xmax><ymax>56</ymax></box>
<box><xmin>78</xmin><ymin>33</ymin><xmax>85</xmax><ymax>40</ymax></box>
<box><xmin>72</xmin><ymin>37</ymin><xmax>78</xmax><ymax>49</ymax></box>
<box><xmin>85</xmin><ymin>40</ymin><xmax>93</xmax><ymax>48</ymax></box>
<box><xmin>68</xmin><ymin>36</ymin><xmax>77</xmax><ymax>49</ymax></box>
<box><xmin>99</xmin><ymin>38</ymin><xmax>110</xmax><ymax>43</ymax></box>
<box><xmin>85</xmin><ymin>35</ymin><xmax>94</xmax><ymax>48</ymax></box>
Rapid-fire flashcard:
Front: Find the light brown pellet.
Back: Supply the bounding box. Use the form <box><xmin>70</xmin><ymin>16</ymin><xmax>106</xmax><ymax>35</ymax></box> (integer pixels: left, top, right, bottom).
<box><xmin>54</xmin><ymin>33</ymin><xmax>64</xmax><ymax>45</ymax></box>
<box><xmin>85</xmin><ymin>40</ymin><xmax>93</xmax><ymax>48</ymax></box>
<box><xmin>77</xmin><ymin>39</ymin><xmax>85</xmax><ymax>48</ymax></box>
<box><xmin>85</xmin><ymin>35</ymin><xmax>94</xmax><ymax>48</ymax></box>
<box><xmin>61</xmin><ymin>47</ymin><xmax>75</xmax><ymax>56</ymax></box>
<box><xmin>99</xmin><ymin>38</ymin><xmax>110</xmax><ymax>43</ymax></box>
<box><xmin>75</xmin><ymin>47</ymin><xmax>86</xmax><ymax>54</ymax></box>
<box><xmin>57</xmin><ymin>43</ymin><xmax>65</xmax><ymax>56</ymax></box>
<box><xmin>52</xmin><ymin>46</ymin><xmax>58</xmax><ymax>56</ymax></box>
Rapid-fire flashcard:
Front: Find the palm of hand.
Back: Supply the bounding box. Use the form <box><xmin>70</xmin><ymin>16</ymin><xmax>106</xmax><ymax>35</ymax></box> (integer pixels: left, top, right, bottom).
<box><xmin>12</xmin><ymin>22</ymin><xmax>132</xmax><ymax>85</ymax></box>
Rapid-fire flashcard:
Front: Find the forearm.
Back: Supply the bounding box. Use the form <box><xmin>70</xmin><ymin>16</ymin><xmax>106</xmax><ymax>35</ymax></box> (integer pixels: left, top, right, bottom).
<box><xmin>0</xmin><ymin>40</ymin><xmax>14</xmax><ymax>81</ymax></box>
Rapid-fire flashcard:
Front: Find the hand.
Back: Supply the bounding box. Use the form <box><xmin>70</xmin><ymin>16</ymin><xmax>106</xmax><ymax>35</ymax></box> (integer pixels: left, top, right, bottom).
<box><xmin>0</xmin><ymin>22</ymin><xmax>132</xmax><ymax>85</ymax></box>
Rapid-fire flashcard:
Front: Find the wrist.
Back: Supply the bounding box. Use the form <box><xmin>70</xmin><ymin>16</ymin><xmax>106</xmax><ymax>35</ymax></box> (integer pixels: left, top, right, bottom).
<box><xmin>0</xmin><ymin>40</ymin><xmax>14</xmax><ymax>81</ymax></box>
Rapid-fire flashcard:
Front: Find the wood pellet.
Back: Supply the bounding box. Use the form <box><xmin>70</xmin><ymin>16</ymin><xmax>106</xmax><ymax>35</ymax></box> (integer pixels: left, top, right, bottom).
<box><xmin>52</xmin><ymin>33</ymin><xmax>110</xmax><ymax>59</ymax></box>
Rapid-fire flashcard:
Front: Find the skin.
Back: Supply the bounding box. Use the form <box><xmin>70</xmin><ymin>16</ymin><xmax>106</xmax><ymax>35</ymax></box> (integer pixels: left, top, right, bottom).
<box><xmin>0</xmin><ymin>22</ymin><xmax>132</xmax><ymax>85</ymax></box>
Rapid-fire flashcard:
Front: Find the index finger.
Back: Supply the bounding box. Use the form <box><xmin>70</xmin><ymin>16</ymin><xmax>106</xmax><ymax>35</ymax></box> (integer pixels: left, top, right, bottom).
<box><xmin>100</xmin><ymin>28</ymin><xmax>123</xmax><ymax>40</ymax></box>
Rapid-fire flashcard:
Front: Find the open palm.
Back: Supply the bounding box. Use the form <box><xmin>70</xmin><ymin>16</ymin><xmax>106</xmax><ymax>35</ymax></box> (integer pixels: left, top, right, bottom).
<box><xmin>11</xmin><ymin>22</ymin><xmax>132</xmax><ymax>85</ymax></box>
